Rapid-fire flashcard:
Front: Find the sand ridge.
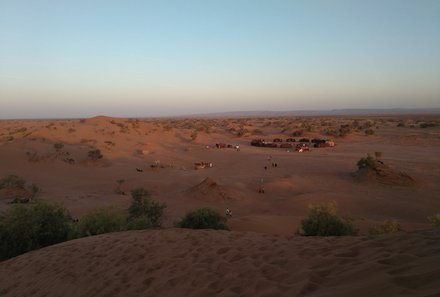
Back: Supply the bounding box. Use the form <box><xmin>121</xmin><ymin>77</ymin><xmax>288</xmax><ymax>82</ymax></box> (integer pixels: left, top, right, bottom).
<box><xmin>1</xmin><ymin>229</ymin><xmax>439</xmax><ymax>297</ymax></box>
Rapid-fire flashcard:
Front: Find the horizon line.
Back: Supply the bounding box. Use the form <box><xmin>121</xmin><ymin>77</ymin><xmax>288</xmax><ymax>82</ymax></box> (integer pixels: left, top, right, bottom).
<box><xmin>1</xmin><ymin>107</ymin><xmax>440</xmax><ymax>121</ymax></box>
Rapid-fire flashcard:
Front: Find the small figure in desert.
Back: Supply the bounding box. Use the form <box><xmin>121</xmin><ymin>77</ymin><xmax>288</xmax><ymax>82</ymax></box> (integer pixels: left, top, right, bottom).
<box><xmin>225</xmin><ymin>208</ymin><xmax>232</xmax><ymax>218</ymax></box>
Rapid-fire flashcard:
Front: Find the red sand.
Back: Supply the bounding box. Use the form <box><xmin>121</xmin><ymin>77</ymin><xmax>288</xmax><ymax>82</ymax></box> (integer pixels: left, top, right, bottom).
<box><xmin>1</xmin><ymin>115</ymin><xmax>440</xmax><ymax>296</ymax></box>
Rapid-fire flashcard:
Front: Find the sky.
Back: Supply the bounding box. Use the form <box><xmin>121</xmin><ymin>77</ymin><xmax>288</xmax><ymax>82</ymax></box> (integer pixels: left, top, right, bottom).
<box><xmin>0</xmin><ymin>0</ymin><xmax>439</xmax><ymax>118</ymax></box>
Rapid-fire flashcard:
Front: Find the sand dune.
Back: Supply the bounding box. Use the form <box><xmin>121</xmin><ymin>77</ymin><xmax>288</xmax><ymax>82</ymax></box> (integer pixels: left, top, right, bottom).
<box><xmin>1</xmin><ymin>229</ymin><xmax>439</xmax><ymax>297</ymax></box>
<box><xmin>185</xmin><ymin>177</ymin><xmax>240</xmax><ymax>202</ymax></box>
<box><xmin>353</xmin><ymin>158</ymin><xmax>416</xmax><ymax>186</ymax></box>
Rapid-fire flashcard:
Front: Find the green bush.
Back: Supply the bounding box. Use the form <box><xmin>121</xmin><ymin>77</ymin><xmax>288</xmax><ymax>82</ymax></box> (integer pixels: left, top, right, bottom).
<box><xmin>74</xmin><ymin>207</ymin><xmax>125</xmax><ymax>237</ymax></box>
<box><xmin>128</xmin><ymin>188</ymin><xmax>166</xmax><ymax>227</ymax></box>
<box><xmin>357</xmin><ymin>154</ymin><xmax>377</xmax><ymax>170</ymax></box>
<box><xmin>53</xmin><ymin>142</ymin><xmax>64</xmax><ymax>151</ymax></box>
<box><xmin>300</xmin><ymin>201</ymin><xmax>358</xmax><ymax>236</ymax></box>
<box><xmin>339</xmin><ymin>125</ymin><xmax>351</xmax><ymax>136</ymax></box>
<box><xmin>0</xmin><ymin>175</ymin><xmax>26</xmax><ymax>189</ymax></box>
<box><xmin>88</xmin><ymin>149</ymin><xmax>103</xmax><ymax>160</ymax></box>
<box><xmin>420</xmin><ymin>122</ymin><xmax>435</xmax><ymax>128</ymax></box>
<box><xmin>428</xmin><ymin>213</ymin><xmax>440</xmax><ymax>228</ymax></box>
<box><xmin>0</xmin><ymin>202</ymin><xmax>72</xmax><ymax>260</ymax></box>
<box><xmin>176</xmin><ymin>207</ymin><xmax>228</xmax><ymax>230</ymax></box>
<box><xmin>236</xmin><ymin>128</ymin><xmax>249</xmax><ymax>137</ymax></box>
<box><xmin>126</xmin><ymin>216</ymin><xmax>153</xmax><ymax>230</ymax></box>
<box><xmin>369</xmin><ymin>220</ymin><xmax>400</xmax><ymax>235</ymax></box>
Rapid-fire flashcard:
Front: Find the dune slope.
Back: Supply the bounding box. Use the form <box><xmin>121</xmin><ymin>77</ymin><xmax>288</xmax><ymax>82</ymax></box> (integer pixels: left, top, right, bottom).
<box><xmin>1</xmin><ymin>229</ymin><xmax>439</xmax><ymax>297</ymax></box>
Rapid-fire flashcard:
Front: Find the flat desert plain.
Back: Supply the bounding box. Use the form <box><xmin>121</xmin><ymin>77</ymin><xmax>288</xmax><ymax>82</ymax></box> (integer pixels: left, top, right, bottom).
<box><xmin>1</xmin><ymin>115</ymin><xmax>440</xmax><ymax>297</ymax></box>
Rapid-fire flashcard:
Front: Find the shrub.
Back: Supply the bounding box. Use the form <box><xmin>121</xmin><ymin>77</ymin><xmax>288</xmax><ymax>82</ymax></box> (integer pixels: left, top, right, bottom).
<box><xmin>126</xmin><ymin>216</ymin><xmax>153</xmax><ymax>230</ymax></box>
<box><xmin>128</xmin><ymin>188</ymin><xmax>166</xmax><ymax>227</ymax></box>
<box><xmin>339</xmin><ymin>125</ymin><xmax>351</xmax><ymax>137</ymax></box>
<box><xmin>420</xmin><ymin>122</ymin><xmax>435</xmax><ymax>128</ymax></box>
<box><xmin>0</xmin><ymin>175</ymin><xmax>26</xmax><ymax>189</ymax></box>
<box><xmin>357</xmin><ymin>154</ymin><xmax>377</xmax><ymax>170</ymax></box>
<box><xmin>428</xmin><ymin>213</ymin><xmax>440</xmax><ymax>228</ymax></box>
<box><xmin>323</xmin><ymin>129</ymin><xmax>338</xmax><ymax>137</ymax></box>
<box><xmin>54</xmin><ymin>142</ymin><xmax>64</xmax><ymax>151</ymax></box>
<box><xmin>88</xmin><ymin>149</ymin><xmax>103</xmax><ymax>160</ymax></box>
<box><xmin>29</xmin><ymin>184</ymin><xmax>41</xmax><ymax>200</ymax></box>
<box><xmin>292</xmin><ymin>130</ymin><xmax>303</xmax><ymax>137</ymax></box>
<box><xmin>176</xmin><ymin>207</ymin><xmax>228</xmax><ymax>230</ymax></box>
<box><xmin>0</xmin><ymin>175</ymin><xmax>41</xmax><ymax>203</ymax></box>
<box><xmin>115</xmin><ymin>179</ymin><xmax>125</xmax><ymax>195</ymax></box>
<box><xmin>74</xmin><ymin>207</ymin><xmax>125</xmax><ymax>237</ymax></box>
<box><xmin>237</xmin><ymin>128</ymin><xmax>249</xmax><ymax>137</ymax></box>
<box><xmin>300</xmin><ymin>201</ymin><xmax>358</xmax><ymax>236</ymax></box>
<box><xmin>369</xmin><ymin>220</ymin><xmax>400</xmax><ymax>235</ymax></box>
<box><xmin>0</xmin><ymin>202</ymin><xmax>72</xmax><ymax>260</ymax></box>
<box><xmin>252</xmin><ymin>129</ymin><xmax>263</xmax><ymax>135</ymax></box>
<box><xmin>365</xmin><ymin>129</ymin><xmax>375</xmax><ymax>135</ymax></box>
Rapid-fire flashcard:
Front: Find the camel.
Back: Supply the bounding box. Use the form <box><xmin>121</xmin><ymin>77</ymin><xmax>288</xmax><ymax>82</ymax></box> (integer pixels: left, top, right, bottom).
<box><xmin>296</xmin><ymin>143</ymin><xmax>310</xmax><ymax>152</ymax></box>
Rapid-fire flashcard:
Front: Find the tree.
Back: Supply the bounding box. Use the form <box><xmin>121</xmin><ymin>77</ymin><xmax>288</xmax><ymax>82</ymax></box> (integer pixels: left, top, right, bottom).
<box><xmin>128</xmin><ymin>188</ymin><xmax>166</xmax><ymax>227</ymax></box>
<box><xmin>0</xmin><ymin>202</ymin><xmax>72</xmax><ymax>260</ymax></box>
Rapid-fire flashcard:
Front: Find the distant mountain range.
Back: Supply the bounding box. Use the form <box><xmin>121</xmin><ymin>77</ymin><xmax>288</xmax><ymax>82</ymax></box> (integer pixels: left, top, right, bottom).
<box><xmin>184</xmin><ymin>108</ymin><xmax>440</xmax><ymax>118</ymax></box>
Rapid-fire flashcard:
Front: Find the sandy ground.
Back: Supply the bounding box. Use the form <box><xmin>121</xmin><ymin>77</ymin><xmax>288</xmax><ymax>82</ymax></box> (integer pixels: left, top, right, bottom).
<box><xmin>1</xmin><ymin>229</ymin><xmax>439</xmax><ymax>297</ymax></box>
<box><xmin>1</xmin><ymin>115</ymin><xmax>440</xmax><ymax>295</ymax></box>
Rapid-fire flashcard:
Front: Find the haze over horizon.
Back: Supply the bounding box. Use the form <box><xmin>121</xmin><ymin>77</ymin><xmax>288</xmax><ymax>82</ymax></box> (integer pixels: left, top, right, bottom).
<box><xmin>1</xmin><ymin>0</ymin><xmax>439</xmax><ymax>119</ymax></box>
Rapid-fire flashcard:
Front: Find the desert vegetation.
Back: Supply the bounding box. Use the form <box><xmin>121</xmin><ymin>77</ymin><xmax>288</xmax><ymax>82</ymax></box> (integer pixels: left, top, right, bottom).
<box><xmin>0</xmin><ymin>175</ymin><xmax>40</xmax><ymax>203</ymax></box>
<box><xmin>357</xmin><ymin>154</ymin><xmax>377</xmax><ymax>169</ymax></box>
<box><xmin>0</xmin><ymin>187</ymin><xmax>166</xmax><ymax>260</ymax></box>
<box><xmin>428</xmin><ymin>213</ymin><xmax>440</xmax><ymax>228</ymax></box>
<box><xmin>53</xmin><ymin>142</ymin><xmax>64</xmax><ymax>152</ymax></box>
<box><xmin>128</xmin><ymin>188</ymin><xmax>167</xmax><ymax>228</ymax></box>
<box><xmin>369</xmin><ymin>220</ymin><xmax>401</xmax><ymax>235</ymax></box>
<box><xmin>0</xmin><ymin>175</ymin><xmax>26</xmax><ymax>189</ymax></box>
<box><xmin>0</xmin><ymin>202</ymin><xmax>72</xmax><ymax>260</ymax></box>
<box><xmin>176</xmin><ymin>207</ymin><xmax>228</xmax><ymax>230</ymax></box>
<box><xmin>88</xmin><ymin>149</ymin><xmax>103</xmax><ymax>160</ymax></box>
<box><xmin>73</xmin><ymin>207</ymin><xmax>126</xmax><ymax>237</ymax></box>
<box><xmin>300</xmin><ymin>201</ymin><xmax>358</xmax><ymax>236</ymax></box>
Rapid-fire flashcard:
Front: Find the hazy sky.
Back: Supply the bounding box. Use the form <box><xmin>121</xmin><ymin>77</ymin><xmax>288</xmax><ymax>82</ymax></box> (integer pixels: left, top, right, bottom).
<box><xmin>1</xmin><ymin>0</ymin><xmax>439</xmax><ymax>118</ymax></box>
